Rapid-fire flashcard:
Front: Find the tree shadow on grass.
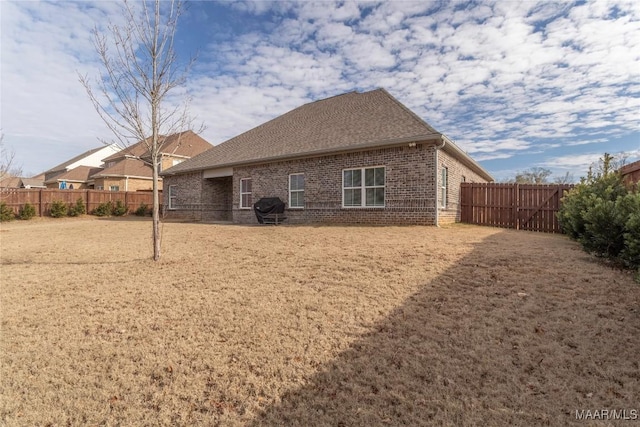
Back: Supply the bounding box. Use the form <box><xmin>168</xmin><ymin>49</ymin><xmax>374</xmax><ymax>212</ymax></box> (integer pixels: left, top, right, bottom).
<box><xmin>250</xmin><ymin>231</ymin><xmax>639</xmax><ymax>427</ymax></box>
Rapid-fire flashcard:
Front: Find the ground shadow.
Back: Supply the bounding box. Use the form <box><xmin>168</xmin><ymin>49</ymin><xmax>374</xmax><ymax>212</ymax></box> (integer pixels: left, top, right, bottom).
<box><xmin>249</xmin><ymin>231</ymin><xmax>639</xmax><ymax>426</ymax></box>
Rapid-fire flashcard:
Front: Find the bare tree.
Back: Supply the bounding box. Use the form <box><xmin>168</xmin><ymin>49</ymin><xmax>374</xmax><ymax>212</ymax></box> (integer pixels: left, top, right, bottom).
<box><xmin>0</xmin><ymin>132</ymin><xmax>22</xmax><ymax>187</ymax></box>
<box><xmin>553</xmin><ymin>171</ymin><xmax>575</xmax><ymax>184</ymax></box>
<box><xmin>515</xmin><ymin>167</ymin><xmax>552</xmax><ymax>184</ymax></box>
<box><xmin>79</xmin><ymin>0</ymin><xmax>197</xmax><ymax>261</ymax></box>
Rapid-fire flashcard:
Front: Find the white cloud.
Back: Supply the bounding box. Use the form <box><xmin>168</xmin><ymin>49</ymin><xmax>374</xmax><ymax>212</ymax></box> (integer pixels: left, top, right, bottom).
<box><xmin>2</xmin><ymin>0</ymin><xmax>639</xmax><ymax>176</ymax></box>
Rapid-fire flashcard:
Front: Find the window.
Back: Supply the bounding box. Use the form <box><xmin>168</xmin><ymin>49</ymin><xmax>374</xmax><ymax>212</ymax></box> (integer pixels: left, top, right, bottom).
<box><xmin>110</xmin><ymin>185</ymin><xmax>119</xmax><ymax>192</ymax></box>
<box><xmin>289</xmin><ymin>173</ymin><xmax>305</xmax><ymax>208</ymax></box>
<box><xmin>240</xmin><ymin>178</ymin><xmax>252</xmax><ymax>209</ymax></box>
<box><xmin>440</xmin><ymin>167</ymin><xmax>448</xmax><ymax>208</ymax></box>
<box><xmin>168</xmin><ymin>185</ymin><xmax>177</xmax><ymax>210</ymax></box>
<box><xmin>172</xmin><ymin>159</ymin><xmax>184</xmax><ymax>167</ymax></box>
<box><xmin>97</xmin><ymin>186</ymin><xmax>103</xmax><ymax>190</ymax></box>
<box><xmin>343</xmin><ymin>166</ymin><xmax>385</xmax><ymax>207</ymax></box>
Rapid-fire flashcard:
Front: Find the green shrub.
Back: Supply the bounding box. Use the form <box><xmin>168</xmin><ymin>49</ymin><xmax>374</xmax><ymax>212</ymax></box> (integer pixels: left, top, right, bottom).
<box><xmin>93</xmin><ymin>201</ymin><xmax>113</xmax><ymax>216</ymax></box>
<box><xmin>113</xmin><ymin>200</ymin><xmax>128</xmax><ymax>216</ymax></box>
<box><xmin>0</xmin><ymin>202</ymin><xmax>15</xmax><ymax>221</ymax></box>
<box><xmin>19</xmin><ymin>202</ymin><xmax>36</xmax><ymax>220</ymax></box>
<box><xmin>619</xmin><ymin>193</ymin><xmax>640</xmax><ymax>270</ymax></box>
<box><xmin>135</xmin><ymin>203</ymin><xmax>150</xmax><ymax>216</ymax></box>
<box><xmin>49</xmin><ymin>200</ymin><xmax>68</xmax><ymax>218</ymax></box>
<box><xmin>68</xmin><ymin>198</ymin><xmax>86</xmax><ymax>217</ymax></box>
<box><xmin>558</xmin><ymin>153</ymin><xmax>639</xmax><ymax>272</ymax></box>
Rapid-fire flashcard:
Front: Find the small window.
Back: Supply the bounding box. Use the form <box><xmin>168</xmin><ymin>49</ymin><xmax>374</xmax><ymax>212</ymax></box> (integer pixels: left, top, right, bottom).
<box><xmin>240</xmin><ymin>178</ymin><xmax>252</xmax><ymax>209</ymax></box>
<box><xmin>97</xmin><ymin>186</ymin><xmax>103</xmax><ymax>190</ymax></box>
<box><xmin>289</xmin><ymin>173</ymin><xmax>305</xmax><ymax>208</ymax></box>
<box><xmin>172</xmin><ymin>159</ymin><xmax>184</xmax><ymax>166</ymax></box>
<box><xmin>110</xmin><ymin>185</ymin><xmax>119</xmax><ymax>192</ymax></box>
<box><xmin>343</xmin><ymin>166</ymin><xmax>385</xmax><ymax>207</ymax></box>
<box><xmin>168</xmin><ymin>185</ymin><xmax>177</xmax><ymax>210</ymax></box>
<box><xmin>441</xmin><ymin>167</ymin><xmax>448</xmax><ymax>208</ymax></box>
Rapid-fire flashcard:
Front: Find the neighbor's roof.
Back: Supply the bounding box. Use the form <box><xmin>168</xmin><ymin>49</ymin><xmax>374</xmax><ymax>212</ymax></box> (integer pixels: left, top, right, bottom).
<box><xmin>162</xmin><ymin>88</ymin><xmax>492</xmax><ymax>181</ymax></box>
<box><xmin>44</xmin><ymin>145</ymin><xmax>111</xmax><ymax>174</ymax></box>
<box><xmin>620</xmin><ymin>159</ymin><xmax>640</xmax><ymax>175</ymax></box>
<box><xmin>91</xmin><ymin>158</ymin><xmax>152</xmax><ymax>179</ymax></box>
<box><xmin>103</xmin><ymin>130</ymin><xmax>213</xmax><ymax>162</ymax></box>
<box><xmin>44</xmin><ymin>165</ymin><xmax>104</xmax><ymax>184</ymax></box>
<box><xmin>0</xmin><ymin>175</ymin><xmax>22</xmax><ymax>188</ymax></box>
<box><xmin>19</xmin><ymin>178</ymin><xmax>46</xmax><ymax>188</ymax></box>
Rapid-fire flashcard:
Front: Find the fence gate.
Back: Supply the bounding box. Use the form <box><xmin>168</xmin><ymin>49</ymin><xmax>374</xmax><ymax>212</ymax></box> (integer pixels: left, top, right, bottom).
<box><xmin>460</xmin><ymin>183</ymin><xmax>574</xmax><ymax>233</ymax></box>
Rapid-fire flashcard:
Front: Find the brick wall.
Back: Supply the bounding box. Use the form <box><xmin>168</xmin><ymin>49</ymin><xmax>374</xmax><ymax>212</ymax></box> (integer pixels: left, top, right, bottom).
<box><xmin>232</xmin><ymin>143</ymin><xmax>439</xmax><ymax>225</ymax></box>
<box><xmin>163</xmin><ymin>172</ymin><xmax>232</xmax><ymax>221</ymax></box>
<box><xmin>437</xmin><ymin>149</ymin><xmax>488</xmax><ymax>224</ymax></box>
<box><xmin>164</xmin><ymin>143</ymin><xmax>489</xmax><ymax>225</ymax></box>
<box><xmin>93</xmin><ymin>177</ymin><xmax>156</xmax><ymax>192</ymax></box>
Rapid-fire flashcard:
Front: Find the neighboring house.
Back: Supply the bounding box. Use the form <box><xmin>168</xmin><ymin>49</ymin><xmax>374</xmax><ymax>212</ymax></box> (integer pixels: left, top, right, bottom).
<box><xmin>44</xmin><ymin>166</ymin><xmax>103</xmax><ymax>189</ymax></box>
<box><xmin>90</xmin><ymin>158</ymin><xmax>152</xmax><ymax>191</ymax></box>
<box><xmin>19</xmin><ymin>178</ymin><xmax>46</xmax><ymax>189</ymax></box>
<box><xmin>0</xmin><ymin>175</ymin><xmax>22</xmax><ymax>189</ymax></box>
<box><xmin>97</xmin><ymin>131</ymin><xmax>213</xmax><ymax>191</ymax></box>
<box><xmin>42</xmin><ymin>144</ymin><xmax>120</xmax><ymax>183</ymax></box>
<box><xmin>0</xmin><ymin>175</ymin><xmax>45</xmax><ymax>189</ymax></box>
<box><xmin>620</xmin><ymin>160</ymin><xmax>640</xmax><ymax>186</ymax></box>
<box><xmin>161</xmin><ymin>88</ymin><xmax>493</xmax><ymax>225</ymax></box>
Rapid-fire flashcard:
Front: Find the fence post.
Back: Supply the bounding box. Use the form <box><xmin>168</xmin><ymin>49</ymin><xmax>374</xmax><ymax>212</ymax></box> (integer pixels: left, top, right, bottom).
<box><xmin>86</xmin><ymin>190</ymin><xmax>90</xmax><ymax>214</ymax></box>
<box><xmin>38</xmin><ymin>189</ymin><xmax>43</xmax><ymax>217</ymax></box>
<box><xmin>514</xmin><ymin>184</ymin><xmax>519</xmax><ymax>230</ymax></box>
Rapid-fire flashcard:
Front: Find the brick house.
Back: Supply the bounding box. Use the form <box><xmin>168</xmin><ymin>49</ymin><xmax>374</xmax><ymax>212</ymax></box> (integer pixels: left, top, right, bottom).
<box><xmin>42</xmin><ymin>143</ymin><xmax>120</xmax><ymax>185</ymax></box>
<box><xmin>161</xmin><ymin>89</ymin><xmax>493</xmax><ymax>225</ymax></box>
<box><xmin>95</xmin><ymin>130</ymin><xmax>213</xmax><ymax>191</ymax></box>
<box><xmin>44</xmin><ymin>165</ymin><xmax>103</xmax><ymax>189</ymax></box>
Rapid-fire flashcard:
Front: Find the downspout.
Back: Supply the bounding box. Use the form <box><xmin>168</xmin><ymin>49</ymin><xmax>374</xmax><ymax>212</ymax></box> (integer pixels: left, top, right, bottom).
<box><xmin>434</xmin><ymin>136</ymin><xmax>446</xmax><ymax>227</ymax></box>
<box><xmin>125</xmin><ymin>176</ymin><xmax>129</xmax><ymax>192</ymax></box>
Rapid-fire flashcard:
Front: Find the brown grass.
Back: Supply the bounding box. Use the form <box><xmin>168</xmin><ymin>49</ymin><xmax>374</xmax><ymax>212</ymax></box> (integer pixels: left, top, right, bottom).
<box><xmin>0</xmin><ymin>217</ymin><xmax>638</xmax><ymax>426</ymax></box>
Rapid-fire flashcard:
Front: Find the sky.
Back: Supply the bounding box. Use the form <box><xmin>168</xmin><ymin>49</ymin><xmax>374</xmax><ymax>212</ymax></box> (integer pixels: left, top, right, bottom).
<box><xmin>1</xmin><ymin>0</ymin><xmax>639</xmax><ymax>182</ymax></box>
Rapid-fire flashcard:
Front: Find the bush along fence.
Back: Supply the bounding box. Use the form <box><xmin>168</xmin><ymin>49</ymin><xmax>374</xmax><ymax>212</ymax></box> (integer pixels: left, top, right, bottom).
<box><xmin>460</xmin><ymin>183</ymin><xmax>574</xmax><ymax>233</ymax></box>
<box><xmin>558</xmin><ymin>154</ymin><xmax>639</xmax><ymax>277</ymax></box>
<box><xmin>0</xmin><ymin>189</ymin><xmax>160</xmax><ymax>218</ymax></box>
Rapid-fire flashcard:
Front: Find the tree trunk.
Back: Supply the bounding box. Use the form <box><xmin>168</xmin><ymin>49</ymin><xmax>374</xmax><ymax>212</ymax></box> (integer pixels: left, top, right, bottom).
<box><xmin>152</xmin><ymin>156</ymin><xmax>161</xmax><ymax>261</ymax></box>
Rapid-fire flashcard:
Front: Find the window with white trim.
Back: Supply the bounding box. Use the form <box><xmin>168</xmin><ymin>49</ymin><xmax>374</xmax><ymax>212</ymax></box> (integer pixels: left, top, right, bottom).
<box><xmin>168</xmin><ymin>185</ymin><xmax>177</xmax><ymax>210</ymax></box>
<box><xmin>240</xmin><ymin>178</ymin><xmax>252</xmax><ymax>209</ymax></box>
<box><xmin>441</xmin><ymin>166</ymin><xmax>448</xmax><ymax>208</ymax></box>
<box><xmin>343</xmin><ymin>166</ymin><xmax>385</xmax><ymax>207</ymax></box>
<box><xmin>289</xmin><ymin>173</ymin><xmax>305</xmax><ymax>208</ymax></box>
<box><xmin>110</xmin><ymin>185</ymin><xmax>119</xmax><ymax>192</ymax></box>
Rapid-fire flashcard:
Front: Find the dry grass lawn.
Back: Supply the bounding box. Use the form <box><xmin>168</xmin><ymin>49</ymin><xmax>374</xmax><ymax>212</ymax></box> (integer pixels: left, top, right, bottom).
<box><xmin>0</xmin><ymin>217</ymin><xmax>638</xmax><ymax>426</ymax></box>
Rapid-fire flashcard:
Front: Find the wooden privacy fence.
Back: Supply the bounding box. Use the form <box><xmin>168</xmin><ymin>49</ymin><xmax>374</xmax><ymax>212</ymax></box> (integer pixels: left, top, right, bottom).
<box><xmin>460</xmin><ymin>183</ymin><xmax>574</xmax><ymax>233</ymax></box>
<box><xmin>0</xmin><ymin>189</ymin><xmax>160</xmax><ymax>217</ymax></box>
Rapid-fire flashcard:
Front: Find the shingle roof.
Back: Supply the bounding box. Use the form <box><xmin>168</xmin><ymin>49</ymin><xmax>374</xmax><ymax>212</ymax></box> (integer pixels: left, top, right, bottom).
<box><xmin>19</xmin><ymin>178</ymin><xmax>46</xmax><ymax>188</ymax></box>
<box><xmin>44</xmin><ymin>166</ymin><xmax>104</xmax><ymax>184</ymax></box>
<box><xmin>91</xmin><ymin>158</ymin><xmax>153</xmax><ymax>179</ymax></box>
<box><xmin>103</xmin><ymin>130</ymin><xmax>213</xmax><ymax>162</ymax></box>
<box><xmin>164</xmin><ymin>89</ymin><xmax>441</xmax><ymax>175</ymax></box>
<box><xmin>44</xmin><ymin>145</ymin><xmax>111</xmax><ymax>174</ymax></box>
<box><xmin>0</xmin><ymin>175</ymin><xmax>22</xmax><ymax>188</ymax></box>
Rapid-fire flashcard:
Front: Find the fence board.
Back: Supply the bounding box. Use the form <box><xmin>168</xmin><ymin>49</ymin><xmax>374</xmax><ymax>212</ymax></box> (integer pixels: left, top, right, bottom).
<box><xmin>0</xmin><ymin>189</ymin><xmax>160</xmax><ymax>217</ymax></box>
<box><xmin>460</xmin><ymin>183</ymin><xmax>573</xmax><ymax>233</ymax></box>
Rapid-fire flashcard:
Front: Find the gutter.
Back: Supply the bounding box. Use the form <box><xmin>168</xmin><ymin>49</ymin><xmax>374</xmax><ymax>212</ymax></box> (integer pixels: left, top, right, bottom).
<box><xmin>434</xmin><ymin>136</ymin><xmax>446</xmax><ymax>227</ymax></box>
